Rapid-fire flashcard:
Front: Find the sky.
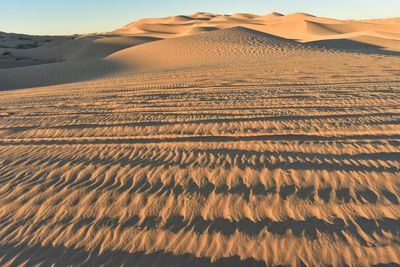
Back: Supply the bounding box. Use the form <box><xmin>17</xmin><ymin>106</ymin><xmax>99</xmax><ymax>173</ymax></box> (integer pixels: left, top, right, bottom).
<box><xmin>1</xmin><ymin>0</ymin><xmax>399</xmax><ymax>35</ymax></box>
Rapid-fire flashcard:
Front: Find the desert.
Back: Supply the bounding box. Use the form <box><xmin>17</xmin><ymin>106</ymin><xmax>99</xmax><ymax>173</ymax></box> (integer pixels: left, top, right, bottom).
<box><xmin>0</xmin><ymin>10</ymin><xmax>399</xmax><ymax>266</ymax></box>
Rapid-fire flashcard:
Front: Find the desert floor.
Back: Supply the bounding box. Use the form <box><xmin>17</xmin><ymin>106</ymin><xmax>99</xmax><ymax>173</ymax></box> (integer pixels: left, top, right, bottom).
<box><xmin>0</xmin><ymin>13</ymin><xmax>400</xmax><ymax>266</ymax></box>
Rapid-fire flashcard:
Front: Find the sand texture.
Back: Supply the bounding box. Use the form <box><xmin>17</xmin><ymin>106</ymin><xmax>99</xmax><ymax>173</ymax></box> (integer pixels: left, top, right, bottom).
<box><xmin>0</xmin><ymin>12</ymin><xmax>400</xmax><ymax>266</ymax></box>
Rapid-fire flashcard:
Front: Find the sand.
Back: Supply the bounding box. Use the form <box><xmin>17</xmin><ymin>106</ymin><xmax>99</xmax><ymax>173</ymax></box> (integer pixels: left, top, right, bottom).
<box><xmin>0</xmin><ymin>12</ymin><xmax>399</xmax><ymax>266</ymax></box>
<box><xmin>1</xmin><ymin>12</ymin><xmax>400</xmax><ymax>89</ymax></box>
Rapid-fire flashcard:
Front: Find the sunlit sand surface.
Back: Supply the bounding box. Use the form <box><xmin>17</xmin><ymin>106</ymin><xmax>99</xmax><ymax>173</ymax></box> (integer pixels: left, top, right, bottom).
<box><xmin>0</xmin><ymin>12</ymin><xmax>399</xmax><ymax>266</ymax></box>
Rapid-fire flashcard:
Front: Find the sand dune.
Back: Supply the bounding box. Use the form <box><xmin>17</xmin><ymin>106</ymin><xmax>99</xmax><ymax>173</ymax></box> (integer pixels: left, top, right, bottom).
<box><xmin>0</xmin><ymin>11</ymin><xmax>400</xmax><ymax>267</ymax></box>
<box><xmin>111</xmin><ymin>12</ymin><xmax>400</xmax><ymax>43</ymax></box>
<box><xmin>0</xmin><ymin>12</ymin><xmax>400</xmax><ymax>89</ymax></box>
<box><xmin>1</xmin><ymin>12</ymin><xmax>399</xmax><ymax>90</ymax></box>
<box><xmin>107</xmin><ymin>27</ymin><xmax>309</xmax><ymax>70</ymax></box>
<box><xmin>0</xmin><ymin>35</ymin><xmax>162</xmax><ymax>89</ymax></box>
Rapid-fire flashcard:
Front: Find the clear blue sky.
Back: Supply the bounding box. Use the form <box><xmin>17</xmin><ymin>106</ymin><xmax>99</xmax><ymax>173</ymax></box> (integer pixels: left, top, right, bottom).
<box><xmin>1</xmin><ymin>0</ymin><xmax>399</xmax><ymax>35</ymax></box>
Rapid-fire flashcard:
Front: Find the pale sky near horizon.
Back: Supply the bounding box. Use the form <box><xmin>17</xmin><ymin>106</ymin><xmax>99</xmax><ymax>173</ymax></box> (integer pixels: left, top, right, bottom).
<box><xmin>1</xmin><ymin>0</ymin><xmax>399</xmax><ymax>35</ymax></box>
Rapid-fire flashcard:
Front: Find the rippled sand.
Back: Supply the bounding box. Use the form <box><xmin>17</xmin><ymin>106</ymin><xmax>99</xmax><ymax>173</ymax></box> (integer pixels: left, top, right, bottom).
<box><xmin>0</xmin><ymin>13</ymin><xmax>400</xmax><ymax>267</ymax></box>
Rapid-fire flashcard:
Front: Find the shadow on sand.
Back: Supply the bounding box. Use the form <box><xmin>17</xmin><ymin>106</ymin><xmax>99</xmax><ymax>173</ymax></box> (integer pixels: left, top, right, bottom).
<box><xmin>0</xmin><ymin>243</ymin><xmax>267</xmax><ymax>267</ymax></box>
<box><xmin>307</xmin><ymin>38</ymin><xmax>400</xmax><ymax>56</ymax></box>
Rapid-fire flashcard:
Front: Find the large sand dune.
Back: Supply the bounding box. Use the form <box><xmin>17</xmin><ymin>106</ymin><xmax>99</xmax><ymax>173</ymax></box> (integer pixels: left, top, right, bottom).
<box><xmin>1</xmin><ymin>12</ymin><xmax>399</xmax><ymax>90</ymax></box>
<box><xmin>0</xmin><ymin>12</ymin><xmax>399</xmax><ymax>267</ymax></box>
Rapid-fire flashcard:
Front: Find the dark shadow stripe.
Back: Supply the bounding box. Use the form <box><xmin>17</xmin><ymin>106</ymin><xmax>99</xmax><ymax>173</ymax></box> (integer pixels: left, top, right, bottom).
<box><xmin>0</xmin><ymin>243</ymin><xmax>267</xmax><ymax>267</ymax></box>
<box><xmin>3</xmin><ymin>145</ymin><xmax>398</xmax><ymax>174</ymax></box>
<box><xmin>5</xmin><ymin>215</ymin><xmax>399</xmax><ymax>247</ymax></box>
<box><xmin>1</xmin><ymin>133</ymin><xmax>400</xmax><ymax>146</ymax></box>
<box><xmin>4</xmin><ymin>112</ymin><xmax>397</xmax><ymax>131</ymax></box>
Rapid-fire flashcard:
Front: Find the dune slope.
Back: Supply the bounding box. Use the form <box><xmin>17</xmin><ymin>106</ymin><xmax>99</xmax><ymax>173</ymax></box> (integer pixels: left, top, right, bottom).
<box><xmin>107</xmin><ymin>27</ymin><xmax>309</xmax><ymax>69</ymax></box>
